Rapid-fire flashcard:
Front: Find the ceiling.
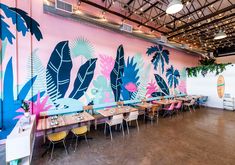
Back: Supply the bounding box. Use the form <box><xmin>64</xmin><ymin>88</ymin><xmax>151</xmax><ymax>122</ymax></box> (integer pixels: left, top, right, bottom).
<box><xmin>46</xmin><ymin>0</ymin><xmax>235</xmax><ymax>57</ymax></box>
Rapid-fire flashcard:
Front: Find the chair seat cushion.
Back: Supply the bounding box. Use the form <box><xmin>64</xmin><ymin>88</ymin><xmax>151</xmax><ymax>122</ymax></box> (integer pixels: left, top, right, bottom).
<box><xmin>71</xmin><ymin>126</ymin><xmax>87</xmax><ymax>135</ymax></box>
<box><xmin>48</xmin><ymin>131</ymin><xmax>67</xmax><ymax>142</ymax></box>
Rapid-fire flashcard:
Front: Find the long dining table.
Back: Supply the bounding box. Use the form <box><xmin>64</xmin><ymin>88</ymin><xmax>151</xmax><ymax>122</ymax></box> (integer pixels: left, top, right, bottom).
<box><xmin>37</xmin><ymin>112</ymin><xmax>95</xmax><ymax>143</ymax></box>
<box><xmin>97</xmin><ymin>106</ymin><xmax>138</xmax><ymax>117</ymax></box>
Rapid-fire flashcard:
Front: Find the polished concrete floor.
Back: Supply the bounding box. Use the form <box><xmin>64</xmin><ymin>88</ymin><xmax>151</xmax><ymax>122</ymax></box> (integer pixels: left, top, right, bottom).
<box><xmin>2</xmin><ymin>107</ymin><xmax>235</xmax><ymax>165</ymax></box>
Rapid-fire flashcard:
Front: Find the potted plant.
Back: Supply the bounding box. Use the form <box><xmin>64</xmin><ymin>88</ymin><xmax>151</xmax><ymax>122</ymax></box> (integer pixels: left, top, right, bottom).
<box><xmin>21</xmin><ymin>101</ymin><xmax>30</xmax><ymax>118</ymax></box>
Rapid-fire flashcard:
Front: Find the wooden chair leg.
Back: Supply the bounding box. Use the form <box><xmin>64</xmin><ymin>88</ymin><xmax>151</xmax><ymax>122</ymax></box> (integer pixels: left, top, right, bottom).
<box><xmin>95</xmin><ymin>119</ymin><xmax>97</xmax><ymax>130</ymax></box>
<box><xmin>104</xmin><ymin>123</ymin><xmax>106</xmax><ymax>135</ymax></box>
<box><xmin>121</xmin><ymin>123</ymin><xmax>125</xmax><ymax>137</ymax></box>
<box><xmin>109</xmin><ymin>125</ymin><xmax>113</xmax><ymax>141</ymax></box>
<box><xmin>50</xmin><ymin>143</ymin><xmax>54</xmax><ymax>160</ymax></box>
<box><xmin>63</xmin><ymin>140</ymin><xmax>68</xmax><ymax>155</ymax></box>
<box><xmin>126</xmin><ymin>121</ymin><xmax>130</xmax><ymax>134</ymax></box>
<box><xmin>84</xmin><ymin>134</ymin><xmax>89</xmax><ymax>147</ymax></box>
<box><xmin>136</xmin><ymin>119</ymin><xmax>139</xmax><ymax>132</ymax></box>
<box><xmin>74</xmin><ymin>136</ymin><xmax>78</xmax><ymax>152</ymax></box>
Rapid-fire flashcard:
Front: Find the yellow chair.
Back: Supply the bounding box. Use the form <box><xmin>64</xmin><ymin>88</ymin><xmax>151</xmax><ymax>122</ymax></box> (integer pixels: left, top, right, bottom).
<box><xmin>47</xmin><ymin>131</ymin><xmax>68</xmax><ymax>160</ymax></box>
<box><xmin>71</xmin><ymin>126</ymin><xmax>89</xmax><ymax>152</ymax></box>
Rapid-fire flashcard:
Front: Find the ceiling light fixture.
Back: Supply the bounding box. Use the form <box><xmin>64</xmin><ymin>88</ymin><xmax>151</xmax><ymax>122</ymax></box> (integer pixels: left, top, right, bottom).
<box><xmin>214</xmin><ymin>30</ymin><xmax>227</xmax><ymax>40</ymax></box>
<box><xmin>166</xmin><ymin>0</ymin><xmax>183</xmax><ymax>14</ymax></box>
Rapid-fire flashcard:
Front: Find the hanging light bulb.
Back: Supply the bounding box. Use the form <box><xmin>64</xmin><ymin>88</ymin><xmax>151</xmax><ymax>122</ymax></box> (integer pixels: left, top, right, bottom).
<box><xmin>166</xmin><ymin>0</ymin><xmax>183</xmax><ymax>14</ymax></box>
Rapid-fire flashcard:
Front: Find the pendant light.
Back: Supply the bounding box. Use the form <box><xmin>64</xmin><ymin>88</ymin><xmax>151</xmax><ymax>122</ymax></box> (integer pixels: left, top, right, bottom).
<box><xmin>214</xmin><ymin>30</ymin><xmax>227</xmax><ymax>40</ymax></box>
<box><xmin>166</xmin><ymin>0</ymin><xmax>183</xmax><ymax>14</ymax></box>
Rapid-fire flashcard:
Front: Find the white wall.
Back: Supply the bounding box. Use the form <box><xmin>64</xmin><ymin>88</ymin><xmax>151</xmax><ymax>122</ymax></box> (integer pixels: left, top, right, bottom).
<box><xmin>187</xmin><ymin>65</ymin><xmax>235</xmax><ymax>108</ymax></box>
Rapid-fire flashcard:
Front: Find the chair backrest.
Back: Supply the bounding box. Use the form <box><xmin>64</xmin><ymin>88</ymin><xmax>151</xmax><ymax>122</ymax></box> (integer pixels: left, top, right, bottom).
<box><xmin>83</xmin><ymin>105</ymin><xmax>93</xmax><ymax>111</ymax></box>
<box><xmin>127</xmin><ymin>111</ymin><xmax>139</xmax><ymax>121</ymax></box>
<box><xmin>141</xmin><ymin>98</ymin><xmax>147</xmax><ymax>103</ymax></box>
<box><xmin>110</xmin><ymin>114</ymin><xmax>124</xmax><ymax>125</ymax></box>
<box><xmin>167</xmin><ymin>102</ymin><xmax>175</xmax><ymax>111</ymax></box>
<box><xmin>190</xmin><ymin>99</ymin><xmax>196</xmax><ymax>104</ymax></box>
<box><xmin>203</xmin><ymin>96</ymin><xmax>208</xmax><ymax>102</ymax></box>
<box><xmin>175</xmin><ymin>101</ymin><xmax>182</xmax><ymax>109</ymax></box>
<box><xmin>117</xmin><ymin>101</ymin><xmax>124</xmax><ymax>107</ymax></box>
<box><xmin>83</xmin><ymin>105</ymin><xmax>93</xmax><ymax>114</ymax></box>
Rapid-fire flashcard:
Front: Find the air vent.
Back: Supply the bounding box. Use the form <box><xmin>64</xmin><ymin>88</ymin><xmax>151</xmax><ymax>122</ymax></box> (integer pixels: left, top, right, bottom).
<box><xmin>120</xmin><ymin>23</ymin><xmax>133</xmax><ymax>33</ymax></box>
<box><xmin>160</xmin><ymin>35</ymin><xmax>168</xmax><ymax>43</ymax></box>
<box><xmin>55</xmin><ymin>0</ymin><xmax>73</xmax><ymax>13</ymax></box>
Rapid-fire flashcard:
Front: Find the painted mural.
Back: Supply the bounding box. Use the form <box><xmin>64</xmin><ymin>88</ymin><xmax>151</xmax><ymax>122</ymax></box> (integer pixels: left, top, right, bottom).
<box><xmin>0</xmin><ymin>1</ymin><xmax>196</xmax><ymax>139</ymax></box>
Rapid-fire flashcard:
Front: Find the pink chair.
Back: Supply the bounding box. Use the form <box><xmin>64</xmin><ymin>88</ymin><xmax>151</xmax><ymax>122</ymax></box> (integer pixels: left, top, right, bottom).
<box><xmin>174</xmin><ymin>101</ymin><xmax>183</xmax><ymax>115</ymax></box>
<box><xmin>163</xmin><ymin>102</ymin><xmax>175</xmax><ymax>118</ymax></box>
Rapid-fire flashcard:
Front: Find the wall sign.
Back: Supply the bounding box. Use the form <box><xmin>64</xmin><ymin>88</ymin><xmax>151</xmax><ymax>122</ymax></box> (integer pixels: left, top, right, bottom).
<box><xmin>217</xmin><ymin>75</ymin><xmax>225</xmax><ymax>98</ymax></box>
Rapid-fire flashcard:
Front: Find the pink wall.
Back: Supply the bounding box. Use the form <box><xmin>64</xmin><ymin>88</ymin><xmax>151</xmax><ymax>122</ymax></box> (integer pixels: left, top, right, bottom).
<box><xmin>1</xmin><ymin>0</ymin><xmax>199</xmax><ymax>104</ymax></box>
<box><xmin>0</xmin><ymin>0</ymin><xmax>198</xmax><ymax>138</ymax></box>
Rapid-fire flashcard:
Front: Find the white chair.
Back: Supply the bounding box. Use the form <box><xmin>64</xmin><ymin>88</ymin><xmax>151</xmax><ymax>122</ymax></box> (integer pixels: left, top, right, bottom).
<box><xmin>104</xmin><ymin>114</ymin><xmax>124</xmax><ymax>140</ymax></box>
<box><xmin>124</xmin><ymin>111</ymin><xmax>139</xmax><ymax>134</ymax></box>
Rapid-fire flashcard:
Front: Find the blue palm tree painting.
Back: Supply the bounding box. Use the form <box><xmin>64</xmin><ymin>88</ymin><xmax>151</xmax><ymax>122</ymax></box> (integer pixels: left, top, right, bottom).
<box><xmin>121</xmin><ymin>57</ymin><xmax>140</xmax><ymax>100</ymax></box>
<box><xmin>146</xmin><ymin>44</ymin><xmax>169</xmax><ymax>73</ymax></box>
<box><xmin>166</xmin><ymin>65</ymin><xmax>180</xmax><ymax>89</ymax></box>
<box><xmin>0</xmin><ymin>3</ymin><xmax>43</xmax><ymax>44</ymax></box>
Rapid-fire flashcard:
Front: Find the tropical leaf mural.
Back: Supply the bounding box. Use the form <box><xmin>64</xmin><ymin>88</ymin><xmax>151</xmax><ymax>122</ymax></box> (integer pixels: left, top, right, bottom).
<box><xmin>91</xmin><ymin>75</ymin><xmax>114</xmax><ymax>104</ymax></box>
<box><xmin>9</xmin><ymin>8</ymin><xmax>43</xmax><ymax>41</ymax></box>
<box><xmin>99</xmin><ymin>54</ymin><xmax>115</xmax><ymax>80</ymax></box>
<box><xmin>146</xmin><ymin>80</ymin><xmax>158</xmax><ymax>98</ymax></box>
<box><xmin>131</xmin><ymin>64</ymin><xmax>151</xmax><ymax>99</ymax></box>
<box><xmin>54</xmin><ymin>98</ymin><xmax>83</xmax><ymax>112</ymax></box>
<box><xmin>110</xmin><ymin>45</ymin><xmax>125</xmax><ymax>101</ymax></box>
<box><xmin>46</xmin><ymin>41</ymin><xmax>73</xmax><ymax>102</ymax></box>
<box><xmin>146</xmin><ymin>44</ymin><xmax>169</xmax><ymax>73</ymax></box>
<box><xmin>0</xmin><ymin>3</ymin><xmax>42</xmax><ymax>44</ymax></box>
<box><xmin>0</xmin><ymin>58</ymin><xmax>44</xmax><ymax>139</ymax></box>
<box><xmin>121</xmin><ymin>56</ymin><xmax>139</xmax><ymax>100</ymax></box>
<box><xmin>71</xmin><ymin>37</ymin><xmax>94</xmax><ymax>59</ymax></box>
<box><xmin>0</xmin><ymin>39</ymin><xmax>7</xmax><ymax>65</ymax></box>
<box><xmin>151</xmin><ymin>74</ymin><xmax>169</xmax><ymax>97</ymax></box>
<box><xmin>26</xmin><ymin>49</ymin><xmax>47</xmax><ymax>98</ymax></box>
<box><xmin>166</xmin><ymin>65</ymin><xmax>180</xmax><ymax>89</ymax></box>
<box><xmin>69</xmin><ymin>58</ymin><xmax>97</xmax><ymax>99</ymax></box>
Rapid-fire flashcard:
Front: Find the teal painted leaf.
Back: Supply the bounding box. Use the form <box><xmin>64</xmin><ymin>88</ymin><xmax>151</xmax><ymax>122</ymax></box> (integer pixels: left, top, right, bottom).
<box><xmin>0</xmin><ymin>39</ymin><xmax>7</xmax><ymax>65</ymax></box>
<box><xmin>27</xmin><ymin>49</ymin><xmax>47</xmax><ymax>97</ymax></box>
<box><xmin>154</xmin><ymin>74</ymin><xmax>169</xmax><ymax>95</ymax></box>
<box><xmin>110</xmin><ymin>45</ymin><xmax>125</xmax><ymax>101</ymax></box>
<box><xmin>9</xmin><ymin>7</ymin><xmax>43</xmax><ymax>41</ymax></box>
<box><xmin>151</xmin><ymin>91</ymin><xmax>166</xmax><ymax>97</ymax></box>
<box><xmin>69</xmin><ymin>58</ymin><xmax>97</xmax><ymax>99</ymax></box>
<box><xmin>71</xmin><ymin>37</ymin><xmax>94</xmax><ymax>59</ymax></box>
<box><xmin>0</xmin><ymin>3</ymin><xmax>28</xmax><ymax>36</ymax></box>
<box><xmin>46</xmin><ymin>41</ymin><xmax>73</xmax><ymax>102</ymax></box>
<box><xmin>0</xmin><ymin>15</ymin><xmax>15</xmax><ymax>44</ymax></box>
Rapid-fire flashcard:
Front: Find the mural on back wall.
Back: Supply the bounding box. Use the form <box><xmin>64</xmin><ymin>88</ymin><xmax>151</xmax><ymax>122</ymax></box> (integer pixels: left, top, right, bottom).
<box><xmin>0</xmin><ymin>2</ymin><xmax>191</xmax><ymax>139</ymax></box>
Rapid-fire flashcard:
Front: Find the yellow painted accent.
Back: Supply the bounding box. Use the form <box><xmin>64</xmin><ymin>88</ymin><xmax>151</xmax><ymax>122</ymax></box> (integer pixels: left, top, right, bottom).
<box><xmin>48</xmin><ymin>131</ymin><xmax>67</xmax><ymax>142</ymax></box>
<box><xmin>71</xmin><ymin>126</ymin><xmax>87</xmax><ymax>135</ymax></box>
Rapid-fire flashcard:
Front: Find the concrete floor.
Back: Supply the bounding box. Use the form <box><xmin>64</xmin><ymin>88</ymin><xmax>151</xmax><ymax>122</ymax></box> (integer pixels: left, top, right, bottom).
<box><xmin>1</xmin><ymin>107</ymin><xmax>235</xmax><ymax>165</ymax></box>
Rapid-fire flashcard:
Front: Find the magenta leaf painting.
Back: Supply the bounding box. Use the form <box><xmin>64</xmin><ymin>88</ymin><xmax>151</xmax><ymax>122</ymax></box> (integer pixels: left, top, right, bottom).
<box><xmin>32</xmin><ymin>92</ymin><xmax>53</xmax><ymax>123</ymax></box>
<box><xmin>99</xmin><ymin>54</ymin><xmax>115</xmax><ymax>80</ymax></box>
<box><xmin>125</xmin><ymin>82</ymin><xmax>137</xmax><ymax>92</ymax></box>
<box><xmin>146</xmin><ymin>80</ymin><xmax>158</xmax><ymax>98</ymax></box>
